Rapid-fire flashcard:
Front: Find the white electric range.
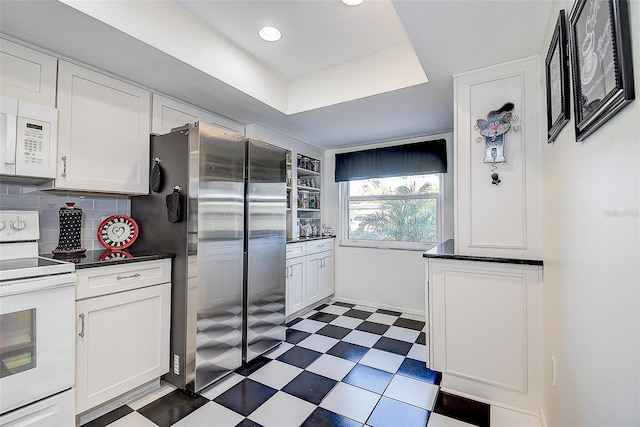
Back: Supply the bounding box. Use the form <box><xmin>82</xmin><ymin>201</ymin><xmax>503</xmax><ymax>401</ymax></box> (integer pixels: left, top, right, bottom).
<box><xmin>0</xmin><ymin>210</ymin><xmax>76</xmax><ymax>425</ymax></box>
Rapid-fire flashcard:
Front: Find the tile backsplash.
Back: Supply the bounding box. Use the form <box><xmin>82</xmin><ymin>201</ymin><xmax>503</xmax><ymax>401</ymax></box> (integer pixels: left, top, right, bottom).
<box><xmin>0</xmin><ymin>183</ymin><xmax>130</xmax><ymax>254</ymax></box>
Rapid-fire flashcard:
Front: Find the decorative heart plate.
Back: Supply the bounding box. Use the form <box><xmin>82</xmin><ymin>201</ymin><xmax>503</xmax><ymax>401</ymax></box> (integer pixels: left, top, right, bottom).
<box><xmin>97</xmin><ymin>215</ymin><xmax>139</xmax><ymax>249</ymax></box>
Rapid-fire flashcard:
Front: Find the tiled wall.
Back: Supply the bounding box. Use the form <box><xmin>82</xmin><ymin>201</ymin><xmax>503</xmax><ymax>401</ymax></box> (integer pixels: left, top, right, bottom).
<box><xmin>0</xmin><ymin>183</ymin><xmax>130</xmax><ymax>254</ymax></box>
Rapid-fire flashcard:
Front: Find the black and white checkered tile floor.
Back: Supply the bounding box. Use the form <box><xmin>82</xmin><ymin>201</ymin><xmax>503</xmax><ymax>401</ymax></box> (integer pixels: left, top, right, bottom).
<box><xmin>84</xmin><ymin>301</ymin><xmax>489</xmax><ymax>427</ymax></box>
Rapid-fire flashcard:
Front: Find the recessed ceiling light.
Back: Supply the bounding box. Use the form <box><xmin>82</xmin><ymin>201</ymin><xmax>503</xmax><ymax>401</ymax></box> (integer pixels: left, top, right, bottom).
<box><xmin>341</xmin><ymin>0</ymin><xmax>364</xmax><ymax>5</ymax></box>
<box><xmin>259</xmin><ymin>26</ymin><xmax>282</xmax><ymax>42</ymax></box>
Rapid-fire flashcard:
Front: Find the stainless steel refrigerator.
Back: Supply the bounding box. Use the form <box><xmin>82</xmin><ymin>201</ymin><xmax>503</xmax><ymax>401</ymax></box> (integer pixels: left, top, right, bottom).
<box><xmin>131</xmin><ymin>122</ymin><xmax>286</xmax><ymax>393</ymax></box>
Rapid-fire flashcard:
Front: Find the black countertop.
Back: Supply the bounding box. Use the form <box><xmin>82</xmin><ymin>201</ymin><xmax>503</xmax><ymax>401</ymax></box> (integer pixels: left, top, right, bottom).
<box><xmin>423</xmin><ymin>239</ymin><xmax>543</xmax><ymax>266</ymax></box>
<box><xmin>287</xmin><ymin>235</ymin><xmax>336</xmax><ymax>244</ymax></box>
<box><xmin>41</xmin><ymin>249</ymin><xmax>174</xmax><ymax>269</ymax></box>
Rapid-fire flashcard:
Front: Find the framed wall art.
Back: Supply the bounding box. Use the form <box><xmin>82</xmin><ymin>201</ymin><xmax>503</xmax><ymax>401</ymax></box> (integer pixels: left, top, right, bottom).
<box><xmin>545</xmin><ymin>9</ymin><xmax>570</xmax><ymax>143</ymax></box>
<box><xmin>569</xmin><ymin>0</ymin><xmax>635</xmax><ymax>141</ymax></box>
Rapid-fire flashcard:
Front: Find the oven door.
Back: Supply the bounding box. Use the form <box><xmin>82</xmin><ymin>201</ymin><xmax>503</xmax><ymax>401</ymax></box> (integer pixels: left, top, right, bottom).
<box><xmin>0</xmin><ymin>274</ymin><xmax>76</xmax><ymax>414</ymax></box>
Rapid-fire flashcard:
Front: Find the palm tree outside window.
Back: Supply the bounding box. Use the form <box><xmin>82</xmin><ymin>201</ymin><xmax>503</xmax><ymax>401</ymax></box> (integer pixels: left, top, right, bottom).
<box><xmin>341</xmin><ymin>174</ymin><xmax>441</xmax><ymax>250</ymax></box>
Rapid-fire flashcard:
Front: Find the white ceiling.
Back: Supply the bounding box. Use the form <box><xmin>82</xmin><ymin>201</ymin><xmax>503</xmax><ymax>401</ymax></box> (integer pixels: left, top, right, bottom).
<box><xmin>0</xmin><ymin>0</ymin><xmax>552</xmax><ymax>149</ymax></box>
<box><xmin>177</xmin><ymin>0</ymin><xmax>412</xmax><ymax>80</ymax></box>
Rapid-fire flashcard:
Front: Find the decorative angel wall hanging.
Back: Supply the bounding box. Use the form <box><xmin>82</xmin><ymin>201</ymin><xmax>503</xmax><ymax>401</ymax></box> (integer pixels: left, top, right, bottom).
<box><xmin>474</xmin><ymin>102</ymin><xmax>520</xmax><ymax>185</ymax></box>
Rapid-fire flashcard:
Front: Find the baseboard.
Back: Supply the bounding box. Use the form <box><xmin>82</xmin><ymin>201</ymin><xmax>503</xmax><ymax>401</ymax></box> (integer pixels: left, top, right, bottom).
<box><xmin>539</xmin><ymin>407</ymin><xmax>548</xmax><ymax>427</ymax></box>
<box><xmin>332</xmin><ymin>296</ymin><xmax>426</xmax><ymax>317</ymax></box>
<box><xmin>286</xmin><ymin>295</ymin><xmax>426</xmax><ymax>321</ymax></box>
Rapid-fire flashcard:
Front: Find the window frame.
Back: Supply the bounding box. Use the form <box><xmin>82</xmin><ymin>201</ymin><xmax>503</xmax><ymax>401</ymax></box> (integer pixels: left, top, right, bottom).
<box><xmin>339</xmin><ymin>174</ymin><xmax>443</xmax><ymax>251</ymax></box>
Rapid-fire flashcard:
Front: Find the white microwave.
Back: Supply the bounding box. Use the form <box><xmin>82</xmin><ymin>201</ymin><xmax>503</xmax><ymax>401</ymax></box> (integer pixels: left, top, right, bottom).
<box><xmin>0</xmin><ymin>96</ymin><xmax>58</xmax><ymax>182</ymax></box>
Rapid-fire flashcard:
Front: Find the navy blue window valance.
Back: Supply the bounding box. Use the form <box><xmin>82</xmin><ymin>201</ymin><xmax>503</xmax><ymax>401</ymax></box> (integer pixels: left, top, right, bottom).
<box><xmin>334</xmin><ymin>139</ymin><xmax>447</xmax><ymax>182</ymax></box>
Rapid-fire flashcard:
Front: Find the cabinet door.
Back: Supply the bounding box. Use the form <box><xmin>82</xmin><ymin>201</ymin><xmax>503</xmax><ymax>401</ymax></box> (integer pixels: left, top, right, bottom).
<box><xmin>203</xmin><ymin>112</ymin><xmax>244</xmax><ymax>135</ymax></box>
<box><xmin>0</xmin><ymin>38</ymin><xmax>57</xmax><ymax>106</ymax></box>
<box><xmin>428</xmin><ymin>259</ymin><xmax>541</xmax><ymax>411</ymax></box>
<box><xmin>56</xmin><ymin>61</ymin><xmax>150</xmax><ymax>194</ymax></box>
<box><xmin>75</xmin><ymin>283</ymin><xmax>170</xmax><ymax>414</ymax></box>
<box><xmin>318</xmin><ymin>251</ymin><xmax>334</xmax><ymax>300</ymax></box>
<box><xmin>305</xmin><ymin>255</ymin><xmax>321</xmax><ymax>305</ymax></box>
<box><xmin>285</xmin><ymin>257</ymin><xmax>306</xmax><ymax>316</ymax></box>
<box><xmin>151</xmin><ymin>93</ymin><xmax>205</xmax><ymax>135</ymax></box>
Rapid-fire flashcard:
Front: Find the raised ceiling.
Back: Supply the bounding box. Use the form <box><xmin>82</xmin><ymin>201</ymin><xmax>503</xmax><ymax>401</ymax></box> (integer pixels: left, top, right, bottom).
<box><xmin>0</xmin><ymin>0</ymin><xmax>552</xmax><ymax>149</ymax></box>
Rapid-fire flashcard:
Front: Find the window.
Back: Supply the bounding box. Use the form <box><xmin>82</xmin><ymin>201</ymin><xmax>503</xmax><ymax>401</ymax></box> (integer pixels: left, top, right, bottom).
<box><xmin>341</xmin><ymin>174</ymin><xmax>442</xmax><ymax>250</ymax></box>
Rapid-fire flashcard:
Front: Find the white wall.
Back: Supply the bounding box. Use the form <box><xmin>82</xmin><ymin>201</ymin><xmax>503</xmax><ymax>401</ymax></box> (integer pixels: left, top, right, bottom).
<box><xmin>324</xmin><ymin>133</ymin><xmax>454</xmax><ymax>314</ymax></box>
<box><xmin>0</xmin><ymin>183</ymin><xmax>130</xmax><ymax>253</ymax></box>
<box><xmin>539</xmin><ymin>1</ymin><xmax>640</xmax><ymax>425</ymax></box>
<box><xmin>245</xmin><ymin>123</ymin><xmax>322</xmax><ymax>159</ymax></box>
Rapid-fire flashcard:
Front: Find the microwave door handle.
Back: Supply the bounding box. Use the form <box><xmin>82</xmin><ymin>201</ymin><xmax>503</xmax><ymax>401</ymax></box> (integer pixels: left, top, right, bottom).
<box><xmin>1</xmin><ymin>112</ymin><xmax>17</xmax><ymax>165</ymax></box>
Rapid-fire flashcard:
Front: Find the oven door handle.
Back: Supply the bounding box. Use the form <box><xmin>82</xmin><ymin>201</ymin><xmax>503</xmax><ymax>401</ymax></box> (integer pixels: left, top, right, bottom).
<box><xmin>78</xmin><ymin>313</ymin><xmax>85</xmax><ymax>338</ymax></box>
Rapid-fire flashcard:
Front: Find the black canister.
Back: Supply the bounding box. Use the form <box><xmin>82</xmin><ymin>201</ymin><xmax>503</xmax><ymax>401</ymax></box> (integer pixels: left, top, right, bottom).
<box><xmin>53</xmin><ymin>202</ymin><xmax>86</xmax><ymax>254</ymax></box>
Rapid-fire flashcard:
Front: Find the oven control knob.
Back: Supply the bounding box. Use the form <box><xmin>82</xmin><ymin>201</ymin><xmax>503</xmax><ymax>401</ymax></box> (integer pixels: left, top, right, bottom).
<box><xmin>0</xmin><ymin>221</ymin><xmax>5</xmax><ymax>231</ymax></box>
<box><xmin>10</xmin><ymin>219</ymin><xmax>27</xmax><ymax>231</ymax></box>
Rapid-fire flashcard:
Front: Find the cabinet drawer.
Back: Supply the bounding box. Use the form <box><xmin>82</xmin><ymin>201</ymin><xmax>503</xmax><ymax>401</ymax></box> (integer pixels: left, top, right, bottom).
<box><xmin>306</xmin><ymin>239</ymin><xmax>334</xmax><ymax>254</ymax></box>
<box><xmin>76</xmin><ymin>259</ymin><xmax>171</xmax><ymax>300</ymax></box>
<box><xmin>286</xmin><ymin>242</ymin><xmax>306</xmax><ymax>258</ymax></box>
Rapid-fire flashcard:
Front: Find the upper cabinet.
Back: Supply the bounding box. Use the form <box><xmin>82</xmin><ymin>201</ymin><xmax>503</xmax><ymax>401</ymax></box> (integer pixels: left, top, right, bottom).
<box><xmin>151</xmin><ymin>93</ymin><xmax>203</xmax><ymax>135</ymax></box>
<box><xmin>151</xmin><ymin>93</ymin><xmax>244</xmax><ymax>136</ymax></box>
<box><xmin>0</xmin><ymin>39</ymin><xmax>57</xmax><ymax>107</ymax></box>
<box><xmin>454</xmin><ymin>57</ymin><xmax>541</xmax><ymax>259</ymax></box>
<box><xmin>53</xmin><ymin>61</ymin><xmax>150</xmax><ymax>194</ymax></box>
<box><xmin>1</xmin><ymin>38</ymin><xmax>248</xmax><ymax>195</ymax></box>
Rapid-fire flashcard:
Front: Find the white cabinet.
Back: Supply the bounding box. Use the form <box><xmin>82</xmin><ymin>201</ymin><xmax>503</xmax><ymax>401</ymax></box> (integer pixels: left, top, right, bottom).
<box><xmin>426</xmin><ymin>258</ymin><xmax>541</xmax><ymax>412</ymax></box>
<box><xmin>317</xmin><ymin>251</ymin><xmax>334</xmax><ymax>300</ymax></box>
<box><xmin>454</xmin><ymin>57</ymin><xmax>541</xmax><ymax>259</ymax></box>
<box><xmin>305</xmin><ymin>239</ymin><xmax>334</xmax><ymax>305</ymax></box>
<box><xmin>75</xmin><ymin>259</ymin><xmax>171</xmax><ymax>414</ymax></box>
<box><xmin>151</xmin><ymin>93</ymin><xmax>244</xmax><ymax>136</ymax></box>
<box><xmin>0</xmin><ymin>38</ymin><xmax>57</xmax><ymax>106</ymax></box>
<box><xmin>305</xmin><ymin>256</ymin><xmax>321</xmax><ymax>305</ymax></box>
<box><xmin>151</xmin><ymin>93</ymin><xmax>204</xmax><ymax>135</ymax></box>
<box><xmin>54</xmin><ymin>61</ymin><xmax>150</xmax><ymax>194</ymax></box>
<box><xmin>285</xmin><ymin>238</ymin><xmax>334</xmax><ymax>318</ymax></box>
<box><xmin>285</xmin><ymin>256</ymin><xmax>306</xmax><ymax>316</ymax></box>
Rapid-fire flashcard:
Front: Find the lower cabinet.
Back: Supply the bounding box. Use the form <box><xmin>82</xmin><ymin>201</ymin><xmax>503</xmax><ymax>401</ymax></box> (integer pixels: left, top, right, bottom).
<box><xmin>306</xmin><ymin>250</ymin><xmax>334</xmax><ymax>304</ymax></box>
<box><xmin>426</xmin><ymin>258</ymin><xmax>542</xmax><ymax>413</ymax></box>
<box><xmin>75</xmin><ymin>259</ymin><xmax>171</xmax><ymax>414</ymax></box>
<box><xmin>285</xmin><ymin>238</ymin><xmax>334</xmax><ymax>317</ymax></box>
<box><xmin>286</xmin><ymin>256</ymin><xmax>306</xmax><ymax>315</ymax></box>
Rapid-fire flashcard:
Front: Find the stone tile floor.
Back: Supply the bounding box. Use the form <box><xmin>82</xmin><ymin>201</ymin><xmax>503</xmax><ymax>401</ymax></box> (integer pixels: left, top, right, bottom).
<box><xmin>84</xmin><ymin>301</ymin><xmax>492</xmax><ymax>427</ymax></box>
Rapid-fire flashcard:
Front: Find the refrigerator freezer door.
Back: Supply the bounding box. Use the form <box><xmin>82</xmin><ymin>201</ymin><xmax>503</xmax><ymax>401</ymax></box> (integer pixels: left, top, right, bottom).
<box><xmin>245</xmin><ymin>140</ymin><xmax>287</xmax><ymax>363</ymax></box>
<box><xmin>193</xmin><ymin>124</ymin><xmax>245</xmax><ymax>392</ymax></box>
